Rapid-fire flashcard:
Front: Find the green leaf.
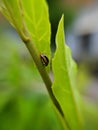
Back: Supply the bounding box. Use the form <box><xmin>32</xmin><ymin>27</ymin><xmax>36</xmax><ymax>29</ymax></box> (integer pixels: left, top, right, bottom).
<box><xmin>21</xmin><ymin>0</ymin><xmax>51</xmax><ymax>63</ymax></box>
<box><xmin>0</xmin><ymin>0</ymin><xmax>13</xmax><ymax>26</ymax></box>
<box><xmin>0</xmin><ymin>0</ymin><xmax>24</xmax><ymax>32</ymax></box>
<box><xmin>0</xmin><ymin>0</ymin><xmax>51</xmax><ymax>68</ymax></box>
<box><xmin>52</xmin><ymin>15</ymin><xmax>83</xmax><ymax>130</ymax></box>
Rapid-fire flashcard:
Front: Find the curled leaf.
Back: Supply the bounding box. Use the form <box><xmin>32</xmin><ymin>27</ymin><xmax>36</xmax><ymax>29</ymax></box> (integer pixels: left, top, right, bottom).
<box><xmin>52</xmin><ymin>15</ymin><xmax>83</xmax><ymax>130</ymax></box>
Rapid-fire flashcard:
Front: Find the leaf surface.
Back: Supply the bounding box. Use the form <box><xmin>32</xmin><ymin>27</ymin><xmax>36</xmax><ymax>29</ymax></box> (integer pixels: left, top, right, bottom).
<box><xmin>52</xmin><ymin>15</ymin><xmax>82</xmax><ymax>130</ymax></box>
<box><xmin>0</xmin><ymin>0</ymin><xmax>24</xmax><ymax>30</ymax></box>
<box><xmin>0</xmin><ymin>0</ymin><xmax>51</xmax><ymax>65</ymax></box>
<box><xmin>22</xmin><ymin>0</ymin><xmax>51</xmax><ymax>62</ymax></box>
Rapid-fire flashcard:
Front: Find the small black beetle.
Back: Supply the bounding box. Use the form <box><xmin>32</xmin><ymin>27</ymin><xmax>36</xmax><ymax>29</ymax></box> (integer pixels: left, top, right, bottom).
<box><xmin>40</xmin><ymin>54</ymin><xmax>49</xmax><ymax>66</ymax></box>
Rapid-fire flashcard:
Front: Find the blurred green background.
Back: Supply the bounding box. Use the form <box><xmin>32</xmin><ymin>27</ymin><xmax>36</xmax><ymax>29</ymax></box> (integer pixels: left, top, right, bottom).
<box><xmin>0</xmin><ymin>0</ymin><xmax>98</xmax><ymax>130</ymax></box>
<box><xmin>0</xmin><ymin>8</ymin><xmax>64</xmax><ymax>130</ymax></box>
<box><xmin>0</xmin><ymin>20</ymin><xmax>64</xmax><ymax>130</ymax></box>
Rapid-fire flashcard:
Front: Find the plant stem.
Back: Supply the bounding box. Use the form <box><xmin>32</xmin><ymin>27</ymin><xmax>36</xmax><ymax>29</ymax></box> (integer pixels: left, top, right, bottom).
<box><xmin>23</xmin><ymin>38</ymin><xmax>63</xmax><ymax>116</ymax></box>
